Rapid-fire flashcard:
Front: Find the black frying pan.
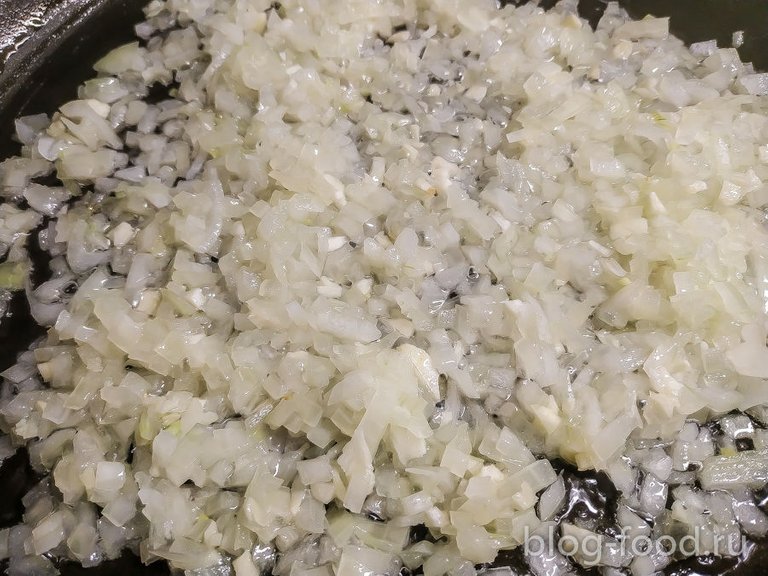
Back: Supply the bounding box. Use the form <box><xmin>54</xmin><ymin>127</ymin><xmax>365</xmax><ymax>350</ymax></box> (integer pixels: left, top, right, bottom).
<box><xmin>1</xmin><ymin>0</ymin><xmax>768</xmax><ymax>574</ymax></box>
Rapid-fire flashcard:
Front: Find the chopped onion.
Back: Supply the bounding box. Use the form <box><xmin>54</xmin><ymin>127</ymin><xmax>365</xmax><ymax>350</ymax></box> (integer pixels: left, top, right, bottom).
<box><xmin>1</xmin><ymin>0</ymin><xmax>768</xmax><ymax>573</ymax></box>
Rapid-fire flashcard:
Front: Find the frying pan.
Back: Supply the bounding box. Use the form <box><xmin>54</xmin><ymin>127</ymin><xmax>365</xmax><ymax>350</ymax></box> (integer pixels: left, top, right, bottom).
<box><xmin>1</xmin><ymin>0</ymin><xmax>768</xmax><ymax>574</ymax></box>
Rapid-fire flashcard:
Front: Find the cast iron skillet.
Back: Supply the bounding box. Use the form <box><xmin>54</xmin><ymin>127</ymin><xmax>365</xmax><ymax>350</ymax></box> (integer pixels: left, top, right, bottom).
<box><xmin>1</xmin><ymin>0</ymin><xmax>768</xmax><ymax>574</ymax></box>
